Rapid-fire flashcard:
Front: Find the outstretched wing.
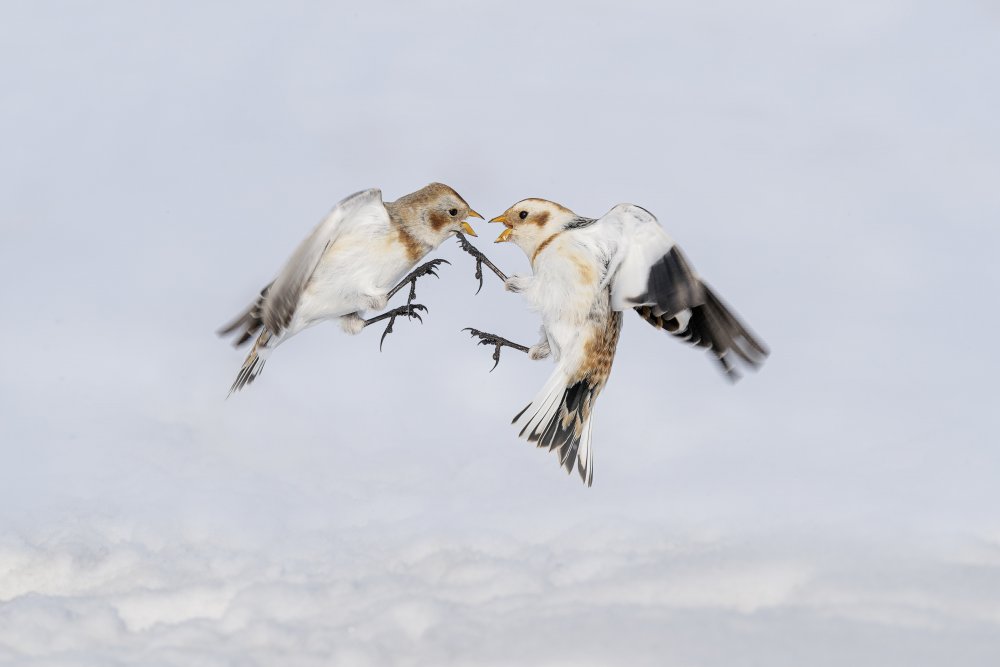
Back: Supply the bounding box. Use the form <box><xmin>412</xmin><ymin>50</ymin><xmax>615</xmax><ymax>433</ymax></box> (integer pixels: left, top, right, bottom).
<box><xmin>606</xmin><ymin>204</ymin><xmax>769</xmax><ymax>379</ymax></box>
<box><xmin>219</xmin><ymin>188</ymin><xmax>387</xmax><ymax>345</ymax></box>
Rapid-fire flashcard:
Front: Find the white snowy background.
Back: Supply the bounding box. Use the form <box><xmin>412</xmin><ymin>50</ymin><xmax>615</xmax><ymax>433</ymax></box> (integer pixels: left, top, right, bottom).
<box><xmin>2</xmin><ymin>1</ymin><xmax>999</xmax><ymax>665</ymax></box>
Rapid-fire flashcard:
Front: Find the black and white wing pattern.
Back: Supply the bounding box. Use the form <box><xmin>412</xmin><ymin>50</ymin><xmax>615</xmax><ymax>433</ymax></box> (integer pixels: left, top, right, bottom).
<box><xmin>219</xmin><ymin>188</ymin><xmax>388</xmax><ymax>346</ymax></box>
<box><xmin>606</xmin><ymin>204</ymin><xmax>769</xmax><ymax>379</ymax></box>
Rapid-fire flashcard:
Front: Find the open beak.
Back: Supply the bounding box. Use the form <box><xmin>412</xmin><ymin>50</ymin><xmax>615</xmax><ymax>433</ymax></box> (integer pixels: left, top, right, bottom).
<box><xmin>459</xmin><ymin>209</ymin><xmax>483</xmax><ymax>236</ymax></box>
<box><xmin>489</xmin><ymin>214</ymin><xmax>506</xmax><ymax>224</ymax></box>
<box><xmin>495</xmin><ymin>227</ymin><xmax>513</xmax><ymax>243</ymax></box>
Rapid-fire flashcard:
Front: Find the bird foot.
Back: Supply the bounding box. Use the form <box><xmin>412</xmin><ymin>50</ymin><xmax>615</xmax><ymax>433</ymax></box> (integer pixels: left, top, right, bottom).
<box><xmin>365</xmin><ymin>303</ymin><xmax>428</xmax><ymax>350</ymax></box>
<box><xmin>454</xmin><ymin>233</ymin><xmax>508</xmax><ymax>294</ymax></box>
<box><xmin>463</xmin><ymin>327</ymin><xmax>529</xmax><ymax>371</ymax></box>
<box><xmin>387</xmin><ymin>259</ymin><xmax>449</xmax><ymax>306</ymax></box>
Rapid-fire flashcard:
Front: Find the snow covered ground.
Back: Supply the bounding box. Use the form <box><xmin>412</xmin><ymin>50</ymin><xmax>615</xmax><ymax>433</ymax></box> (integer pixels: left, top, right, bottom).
<box><xmin>2</xmin><ymin>1</ymin><xmax>999</xmax><ymax>665</ymax></box>
<box><xmin>4</xmin><ymin>518</ymin><xmax>999</xmax><ymax>666</ymax></box>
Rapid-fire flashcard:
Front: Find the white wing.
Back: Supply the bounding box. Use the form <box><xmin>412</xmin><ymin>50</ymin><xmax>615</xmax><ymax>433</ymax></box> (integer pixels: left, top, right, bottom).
<box><xmin>605</xmin><ymin>204</ymin><xmax>769</xmax><ymax>379</ymax></box>
<box><xmin>263</xmin><ymin>188</ymin><xmax>389</xmax><ymax>334</ymax></box>
<box><xmin>220</xmin><ymin>188</ymin><xmax>388</xmax><ymax>344</ymax></box>
<box><xmin>604</xmin><ymin>204</ymin><xmax>696</xmax><ymax>314</ymax></box>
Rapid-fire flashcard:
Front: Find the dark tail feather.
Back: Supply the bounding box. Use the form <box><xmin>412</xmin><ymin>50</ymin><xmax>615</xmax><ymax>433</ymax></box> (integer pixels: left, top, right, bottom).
<box><xmin>513</xmin><ymin>373</ymin><xmax>597</xmax><ymax>487</ymax></box>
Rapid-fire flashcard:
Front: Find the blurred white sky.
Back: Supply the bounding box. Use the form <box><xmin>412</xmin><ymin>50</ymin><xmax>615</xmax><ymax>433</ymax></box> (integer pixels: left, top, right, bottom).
<box><xmin>1</xmin><ymin>1</ymin><xmax>999</xmax><ymax>665</ymax></box>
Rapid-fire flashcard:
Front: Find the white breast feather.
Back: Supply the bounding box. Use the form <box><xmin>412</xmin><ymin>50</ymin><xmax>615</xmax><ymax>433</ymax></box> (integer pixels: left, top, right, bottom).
<box><xmin>290</xmin><ymin>199</ymin><xmax>417</xmax><ymax>330</ymax></box>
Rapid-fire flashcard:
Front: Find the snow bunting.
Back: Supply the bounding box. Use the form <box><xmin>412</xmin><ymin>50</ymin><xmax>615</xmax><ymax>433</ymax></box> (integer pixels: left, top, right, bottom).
<box><xmin>467</xmin><ymin>198</ymin><xmax>768</xmax><ymax>485</ymax></box>
<box><xmin>219</xmin><ymin>183</ymin><xmax>482</xmax><ymax>393</ymax></box>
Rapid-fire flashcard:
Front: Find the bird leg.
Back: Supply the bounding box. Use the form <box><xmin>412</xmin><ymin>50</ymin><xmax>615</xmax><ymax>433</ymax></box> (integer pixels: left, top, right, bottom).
<box><xmin>385</xmin><ymin>258</ymin><xmax>449</xmax><ymax>307</ymax></box>
<box><xmin>454</xmin><ymin>232</ymin><xmax>508</xmax><ymax>294</ymax></box>
<box><xmin>463</xmin><ymin>327</ymin><xmax>529</xmax><ymax>371</ymax></box>
<box><xmin>364</xmin><ymin>303</ymin><xmax>428</xmax><ymax>351</ymax></box>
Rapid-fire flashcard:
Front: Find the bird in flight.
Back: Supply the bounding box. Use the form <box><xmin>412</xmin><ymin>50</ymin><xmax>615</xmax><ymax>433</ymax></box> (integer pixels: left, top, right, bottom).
<box><xmin>467</xmin><ymin>198</ymin><xmax>768</xmax><ymax>486</ymax></box>
<box><xmin>219</xmin><ymin>183</ymin><xmax>482</xmax><ymax>394</ymax></box>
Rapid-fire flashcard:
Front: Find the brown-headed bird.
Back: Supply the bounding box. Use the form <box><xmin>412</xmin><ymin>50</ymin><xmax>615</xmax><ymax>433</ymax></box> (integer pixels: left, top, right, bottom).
<box><xmin>467</xmin><ymin>199</ymin><xmax>768</xmax><ymax>486</ymax></box>
<box><xmin>220</xmin><ymin>184</ymin><xmax>482</xmax><ymax>393</ymax></box>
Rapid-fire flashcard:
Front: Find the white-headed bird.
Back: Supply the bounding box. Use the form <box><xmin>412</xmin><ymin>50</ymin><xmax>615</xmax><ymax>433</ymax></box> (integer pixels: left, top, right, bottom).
<box><xmin>467</xmin><ymin>198</ymin><xmax>768</xmax><ymax>486</ymax></box>
<box><xmin>220</xmin><ymin>184</ymin><xmax>482</xmax><ymax>393</ymax></box>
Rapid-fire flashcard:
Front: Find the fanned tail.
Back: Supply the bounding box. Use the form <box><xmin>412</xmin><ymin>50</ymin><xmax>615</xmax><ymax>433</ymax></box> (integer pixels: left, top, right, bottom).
<box><xmin>511</xmin><ymin>307</ymin><xmax>621</xmax><ymax>487</ymax></box>
<box><xmin>511</xmin><ymin>366</ymin><xmax>598</xmax><ymax>487</ymax></box>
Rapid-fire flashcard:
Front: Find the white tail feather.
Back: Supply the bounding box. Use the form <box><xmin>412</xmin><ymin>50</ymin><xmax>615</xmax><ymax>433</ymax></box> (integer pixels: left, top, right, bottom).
<box><xmin>513</xmin><ymin>365</ymin><xmax>570</xmax><ymax>436</ymax></box>
<box><xmin>512</xmin><ymin>361</ymin><xmax>595</xmax><ymax>486</ymax></box>
<box><xmin>578</xmin><ymin>413</ymin><xmax>594</xmax><ymax>486</ymax></box>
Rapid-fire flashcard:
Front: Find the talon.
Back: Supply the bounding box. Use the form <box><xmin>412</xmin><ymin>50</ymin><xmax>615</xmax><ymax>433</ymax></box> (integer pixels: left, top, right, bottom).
<box><xmin>463</xmin><ymin>327</ymin><xmax>529</xmax><ymax>371</ymax></box>
<box><xmin>366</xmin><ymin>303</ymin><xmax>429</xmax><ymax>351</ymax></box>
<box><xmin>473</xmin><ymin>260</ymin><xmax>484</xmax><ymax>294</ymax></box>
<box><xmin>407</xmin><ymin>304</ymin><xmax>425</xmax><ymax>324</ymax></box>
<box><xmin>455</xmin><ymin>233</ymin><xmax>508</xmax><ymax>292</ymax></box>
<box><xmin>387</xmin><ymin>259</ymin><xmax>451</xmax><ymax>305</ymax></box>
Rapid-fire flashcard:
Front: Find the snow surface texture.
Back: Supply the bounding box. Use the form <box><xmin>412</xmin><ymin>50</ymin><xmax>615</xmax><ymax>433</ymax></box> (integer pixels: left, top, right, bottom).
<box><xmin>3</xmin><ymin>520</ymin><xmax>1000</xmax><ymax>667</ymax></box>
<box><xmin>2</xmin><ymin>1</ymin><xmax>1000</xmax><ymax>665</ymax></box>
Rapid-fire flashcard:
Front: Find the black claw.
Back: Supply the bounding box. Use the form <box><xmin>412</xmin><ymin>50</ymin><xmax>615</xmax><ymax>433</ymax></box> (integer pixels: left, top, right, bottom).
<box><xmin>470</xmin><ymin>258</ymin><xmax>485</xmax><ymax>295</ymax></box>
<box><xmin>463</xmin><ymin>327</ymin><xmax>529</xmax><ymax>371</ymax></box>
<box><xmin>365</xmin><ymin>303</ymin><xmax>428</xmax><ymax>351</ymax></box>
<box><xmin>454</xmin><ymin>233</ymin><xmax>508</xmax><ymax>294</ymax></box>
<box><xmin>387</xmin><ymin>259</ymin><xmax>450</xmax><ymax>306</ymax></box>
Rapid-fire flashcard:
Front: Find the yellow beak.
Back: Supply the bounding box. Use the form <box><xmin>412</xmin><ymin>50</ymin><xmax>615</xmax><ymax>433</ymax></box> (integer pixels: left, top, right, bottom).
<box><xmin>489</xmin><ymin>214</ymin><xmax>506</xmax><ymax>224</ymax></box>
<box><xmin>495</xmin><ymin>227</ymin><xmax>513</xmax><ymax>243</ymax></box>
<box><xmin>460</xmin><ymin>221</ymin><xmax>478</xmax><ymax>236</ymax></box>
<box><xmin>468</xmin><ymin>209</ymin><xmax>484</xmax><ymax>220</ymax></box>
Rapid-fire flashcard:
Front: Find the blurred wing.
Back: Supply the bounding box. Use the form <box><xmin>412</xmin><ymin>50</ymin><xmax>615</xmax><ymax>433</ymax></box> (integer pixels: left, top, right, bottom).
<box><xmin>607</xmin><ymin>204</ymin><xmax>691</xmax><ymax>313</ymax></box>
<box><xmin>262</xmin><ymin>188</ymin><xmax>387</xmax><ymax>334</ymax></box>
<box><xmin>606</xmin><ymin>204</ymin><xmax>769</xmax><ymax>379</ymax></box>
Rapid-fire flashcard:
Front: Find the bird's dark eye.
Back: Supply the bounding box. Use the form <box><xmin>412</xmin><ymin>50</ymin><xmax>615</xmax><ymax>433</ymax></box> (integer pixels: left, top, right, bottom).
<box><xmin>449</xmin><ymin>208</ymin><xmax>458</xmax><ymax>216</ymax></box>
<box><xmin>519</xmin><ymin>210</ymin><xmax>528</xmax><ymax>220</ymax></box>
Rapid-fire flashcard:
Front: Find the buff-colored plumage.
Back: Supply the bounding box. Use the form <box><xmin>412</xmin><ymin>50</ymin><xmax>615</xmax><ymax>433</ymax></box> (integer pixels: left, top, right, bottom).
<box><xmin>490</xmin><ymin>198</ymin><xmax>768</xmax><ymax>485</ymax></box>
<box><xmin>219</xmin><ymin>184</ymin><xmax>480</xmax><ymax>393</ymax></box>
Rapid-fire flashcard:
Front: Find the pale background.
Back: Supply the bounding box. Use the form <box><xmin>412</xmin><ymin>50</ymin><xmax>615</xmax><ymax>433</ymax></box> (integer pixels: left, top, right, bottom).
<box><xmin>2</xmin><ymin>1</ymin><xmax>999</xmax><ymax>665</ymax></box>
